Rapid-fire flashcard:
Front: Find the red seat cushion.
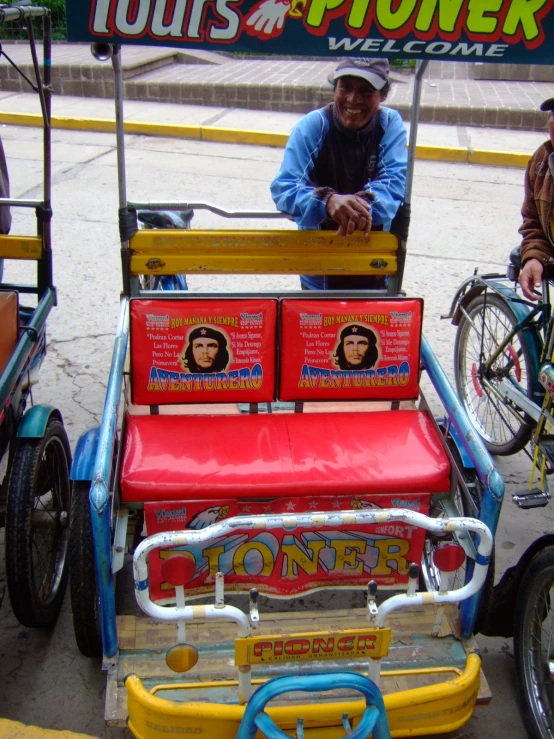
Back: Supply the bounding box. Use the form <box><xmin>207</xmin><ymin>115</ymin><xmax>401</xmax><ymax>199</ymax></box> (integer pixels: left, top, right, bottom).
<box><xmin>121</xmin><ymin>411</ymin><xmax>451</xmax><ymax>502</ymax></box>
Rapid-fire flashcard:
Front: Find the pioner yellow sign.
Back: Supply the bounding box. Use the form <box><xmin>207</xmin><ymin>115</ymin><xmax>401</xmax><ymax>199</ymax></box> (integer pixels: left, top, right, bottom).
<box><xmin>235</xmin><ymin>627</ymin><xmax>391</xmax><ymax>666</ymax></box>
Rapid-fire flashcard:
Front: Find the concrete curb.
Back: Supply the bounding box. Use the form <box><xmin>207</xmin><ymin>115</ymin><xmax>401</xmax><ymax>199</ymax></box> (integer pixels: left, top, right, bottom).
<box><xmin>0</xmin><ymin>112</ymin><xmax>530</xmax><ymax>169</ymax></box>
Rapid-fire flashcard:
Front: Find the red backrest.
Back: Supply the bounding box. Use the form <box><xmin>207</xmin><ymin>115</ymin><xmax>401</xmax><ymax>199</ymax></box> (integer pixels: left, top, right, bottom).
<box><xmin>279</xmin><ymin>298</ymin><xmax>423</xmax><ymax>401</ymax></box>
<box><xmin>130</xmin><ymin>298</ymin><xmax>278</xmax><ymax>405</ymax></box>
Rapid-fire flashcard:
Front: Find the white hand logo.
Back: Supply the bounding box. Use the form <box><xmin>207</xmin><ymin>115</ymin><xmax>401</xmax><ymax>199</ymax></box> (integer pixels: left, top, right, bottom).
<box><xmin>245</xmin><ymin>0</ymin><xmax>291</xmax><ymax>37</ymax></box>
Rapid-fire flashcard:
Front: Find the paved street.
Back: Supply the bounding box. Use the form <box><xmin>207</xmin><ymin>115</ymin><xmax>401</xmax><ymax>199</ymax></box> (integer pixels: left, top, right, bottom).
<box><xmin>0</xmin><ymin>102</ymin><xmax>551</xmax><ymax>738</ymax></box>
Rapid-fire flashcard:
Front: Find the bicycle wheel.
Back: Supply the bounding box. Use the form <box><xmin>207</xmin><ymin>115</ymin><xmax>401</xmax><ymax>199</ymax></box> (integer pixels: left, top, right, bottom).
<box><xmin>69</xmin><ymin>481</ymin><xmax>102</xmax><ymax>657</ymax></box>
<box><xmin>5</xmin><ymin>417</ymin><xmax>71</xmax><ymax>627</ymax></box>
<box><xmin>455</xmin><ymin>293</ymin><xmax>535</xmax><ymax>456</ymax></box>
<box><xmin>514</xmin><ymin>546</ymin><xmax>554</xmax><ymax>739</ymax></box>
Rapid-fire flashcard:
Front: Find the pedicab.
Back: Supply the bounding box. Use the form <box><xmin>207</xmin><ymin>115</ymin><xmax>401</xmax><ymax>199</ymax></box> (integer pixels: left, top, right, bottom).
<box><xmin>0</xmin><ymin>2</ymin><xmax>71</xmax><ymax>625</ymax></box>
<box><xmin>64</xmin><ymin>1</ymin><xmax>554</xmax><ymax>736</ymax></box>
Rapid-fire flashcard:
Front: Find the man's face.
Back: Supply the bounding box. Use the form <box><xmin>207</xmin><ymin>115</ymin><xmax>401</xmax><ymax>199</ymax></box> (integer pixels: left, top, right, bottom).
<box><xmin>343</xmin><ymin>335</ymin><xmax>370</xmax><ymax>366</ymax></box>
<box><xmin>192</xmin><ymin>337</ymin><xmax>219</xmax><ymax>369</ymax></box>
<box><xmin>334</xmin><ymin>76</ymin><xmax>383</xmax><ymax>130</ymax></box>
<box><xmin>549</xmin><ymin>111</ymin><xmax>554</xmax><ymax>146</ymax></box>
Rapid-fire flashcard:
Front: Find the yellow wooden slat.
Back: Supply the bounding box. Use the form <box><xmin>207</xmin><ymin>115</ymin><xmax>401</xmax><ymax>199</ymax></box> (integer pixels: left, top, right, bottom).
<box><xmin>0</xmin><ymin>234</ymin><xmax>42</xmax><ymax>260</ymax></box>
<box><xmin>129</xmin><ymin>229</ymin><xmax>399</xmax><ymax>276</ymax></box>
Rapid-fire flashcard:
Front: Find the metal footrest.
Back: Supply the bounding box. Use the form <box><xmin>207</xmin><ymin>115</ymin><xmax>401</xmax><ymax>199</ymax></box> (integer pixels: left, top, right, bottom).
<box><xmin>513</xmin><ymin>487</ymin><xmax>551</xmax><ymax>509</ymax></box>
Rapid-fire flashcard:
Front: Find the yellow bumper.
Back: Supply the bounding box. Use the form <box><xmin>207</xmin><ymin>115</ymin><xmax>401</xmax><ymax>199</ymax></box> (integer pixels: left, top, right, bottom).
<box><xmin>126</xmin><ymin>653</ymin><xmax>481</xmax><ymax>739</ymax></box>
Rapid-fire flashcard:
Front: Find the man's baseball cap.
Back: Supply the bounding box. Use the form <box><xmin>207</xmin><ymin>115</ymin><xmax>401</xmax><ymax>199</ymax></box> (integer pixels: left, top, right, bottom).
<box><xmin>333</xmin><ymin>58</ymin><xmax>390</xmax><ymax>90</ymax></box>
<box><xmin>540</xmin><ymin>97</ymin><xmax>554</xmax><ymax>112</ymax></box>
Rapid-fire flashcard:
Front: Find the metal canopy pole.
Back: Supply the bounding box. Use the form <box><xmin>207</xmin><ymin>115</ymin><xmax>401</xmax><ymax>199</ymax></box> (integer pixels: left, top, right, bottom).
<box><xmin>396</xmin><ymin>59</ymin><xmax>428</xmax><ymax>294</ymax></box>
<box><xmin>110</xmin><ymin>45</ymin><xmax>132</xmax><ymax>295</ymax></box>
<box><xmin>38</xmin><ymin>12</ymin><xmax>52</xmax><ymax>297</ymax></box>
<box><xmin>405</xmin><ymin>60</ymin><xmax>429</xmax><ymax>206</ymax></box>
<box><xmin>112</xmin><ymin>46</ymin><xmax>127</xmax><ymax>211</ymax></box>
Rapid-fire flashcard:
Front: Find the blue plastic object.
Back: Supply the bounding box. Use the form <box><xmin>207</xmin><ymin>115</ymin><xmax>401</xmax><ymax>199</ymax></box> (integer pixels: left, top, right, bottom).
<box><xmin>158</xmin><ymin>274</ymin><xmax>188</xmax><ymax>290</ymax></box>
<box><xmin>70</xmin><ymin>426</ymin><xmax>100</xmax><ymax>481</ymax></box>
<box><xmin>17</xmin><ymin>404</ymin><xmax>61</xmax><ymax>439</ymax></box>
<box><xmin>236</xmin><ymin>673</ymin><xmax>391</xmax><ymax>739</ymax></box>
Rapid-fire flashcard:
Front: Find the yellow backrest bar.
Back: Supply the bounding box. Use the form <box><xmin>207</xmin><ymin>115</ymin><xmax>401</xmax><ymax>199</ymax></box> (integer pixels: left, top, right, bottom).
<box><xmin>129</xmin><ymin>229</ymin><xmax>399</xmax><ymax>276</ymax></box>
<box><xmin>0</xmin><ymin>235</ymin><xmax>42</xmax><ymax>260</ymax></box>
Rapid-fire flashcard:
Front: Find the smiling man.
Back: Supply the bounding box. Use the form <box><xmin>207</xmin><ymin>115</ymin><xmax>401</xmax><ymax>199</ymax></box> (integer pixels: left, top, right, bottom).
<box><xmin>271</xmin><ymin>57</ymin><xmax>407</xmax><ymax>290</ymax></box>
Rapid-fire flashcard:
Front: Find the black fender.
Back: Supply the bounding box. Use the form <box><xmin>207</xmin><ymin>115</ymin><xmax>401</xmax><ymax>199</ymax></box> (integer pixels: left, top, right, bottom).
<box><xmin>479</xmin><ymin>533</ymin><xmax>554</xmax><ymax>638</ymax></box>
<box><xmin>449</xmin><ymin>279</ymin><xmax>488</xmax><ymax>327</ymax></box>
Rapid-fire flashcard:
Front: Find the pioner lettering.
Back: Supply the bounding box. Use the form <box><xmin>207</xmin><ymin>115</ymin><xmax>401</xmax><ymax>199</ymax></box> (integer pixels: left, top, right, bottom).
<box><xmin>234</xmin><ymin>628</ymin><xmax>391</xmax><ymax>666</ymax></box>
<box><xmin>68</xmin><ymin>0</ymin><xmax>554</xmax><ymax>64</ymax></box>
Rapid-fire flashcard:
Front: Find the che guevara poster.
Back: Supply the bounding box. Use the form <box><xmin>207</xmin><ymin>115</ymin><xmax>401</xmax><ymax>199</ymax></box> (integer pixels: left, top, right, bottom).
<box><xmin>131</xmin><ymin>298</ymin><xmax>277</xmax><ymax>404</ymax></box>
<box><xmin>279</xmin><ymin>298</ymin><xmax>422</xmax><ymax>401</ymax></box>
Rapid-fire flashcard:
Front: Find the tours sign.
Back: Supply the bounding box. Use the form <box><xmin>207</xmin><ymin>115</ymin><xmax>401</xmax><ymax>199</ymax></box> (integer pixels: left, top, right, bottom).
<box><xmin>66</xmin><ymin>0</ymin><xmax>554</xmax><ymax>64</ymax></box>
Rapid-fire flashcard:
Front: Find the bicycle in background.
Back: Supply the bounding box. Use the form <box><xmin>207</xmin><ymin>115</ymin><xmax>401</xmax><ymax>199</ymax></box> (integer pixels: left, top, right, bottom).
<box><xmin>448</xmin><ymin>247</ymin><xmax>554</xmax><ymax>739</ymax></box>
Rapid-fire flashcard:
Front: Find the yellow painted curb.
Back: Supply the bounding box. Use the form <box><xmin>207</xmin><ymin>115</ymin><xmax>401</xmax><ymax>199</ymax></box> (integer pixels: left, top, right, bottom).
<box><xmin>0</xmin><ymin>111</ymin><xmax>529</xmax><ymax>168</ymax></box>
<box><xmin>0</xmin><ymin>719</ymin><xmax>100</xmax><ymax>738</ymax></box>
<box><xmin>469</xmin><ymin>149</ymin><xmax>530</xmax><ymax>168</ymax></box>
<box><xmin>415</xmin><ymin>144</ymin><xmax>468</xmax><ymax>163</ymax></box>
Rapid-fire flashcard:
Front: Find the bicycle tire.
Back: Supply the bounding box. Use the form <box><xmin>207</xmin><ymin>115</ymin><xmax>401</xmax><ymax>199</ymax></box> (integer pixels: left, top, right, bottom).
<box><xmin>514</xmin><ymin>546</ymin><xmax>554</xmax><ymax>739</ymax></box>
<box><xmin>69</xmin><ymin>481</ymin><xmax>102</xmax><ymax>658</ymax></box>
<box><xmin>5</xmin><ymin>418</ymin><xmax>71</xmax><ymax>627</ymax></box>
<box><xmin>454</xmin><ymin>293</ymin><xmax>534</xmax><ymax>456</ymax></box>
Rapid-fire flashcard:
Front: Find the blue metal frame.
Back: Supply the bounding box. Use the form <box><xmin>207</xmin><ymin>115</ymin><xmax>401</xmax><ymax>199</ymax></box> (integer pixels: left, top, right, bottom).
<box><xmin>89</xmin><ymin>298</ymin><xmax>129</xmax><ymax>659</ymax></box>
<box><xmin>421</xmin><ymin>335</ymin><xmax>504</xmax><ymax>637</ymax></box>
<box><xmin>236</xmin><ymin>673</ymin><xmax>390</xmax><ymax>739</ymax></box>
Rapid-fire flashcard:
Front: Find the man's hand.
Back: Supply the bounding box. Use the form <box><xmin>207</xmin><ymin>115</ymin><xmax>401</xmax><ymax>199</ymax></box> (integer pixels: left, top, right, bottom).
<box><xmin>326</xmin><ymin>194</ymin><xmax>372</xmax><ymax>237</ymax></box>
<box><xmin>519</xmin><ymin>257</ymin><xmax>544</xmax><ymax>301</ymax></box>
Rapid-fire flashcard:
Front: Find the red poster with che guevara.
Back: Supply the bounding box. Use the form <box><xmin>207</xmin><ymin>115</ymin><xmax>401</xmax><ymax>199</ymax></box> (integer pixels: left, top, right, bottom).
<box><xmin>279</xmin><ymin>299</ymin><xmax>422</xmax><ymax>401</ymax></box>
<box><xmin>131</xmin><ymin>299</ymin><xmax>277</xmax><ymax>404</ymax></box>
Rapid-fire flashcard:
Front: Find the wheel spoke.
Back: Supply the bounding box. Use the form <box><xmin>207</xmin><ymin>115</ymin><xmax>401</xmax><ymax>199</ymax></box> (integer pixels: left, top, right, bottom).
<box><xmin>455</xmin><ymin>295</ymin><xmax>533</xmax><ymax>455</ymax></box>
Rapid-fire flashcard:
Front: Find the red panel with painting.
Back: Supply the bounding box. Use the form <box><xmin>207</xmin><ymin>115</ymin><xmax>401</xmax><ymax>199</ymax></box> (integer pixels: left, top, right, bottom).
<box><xmin>279</xmin><ymin>298</ymin><xmax>423</xmax><ymax>401</ymax></box>
<box><xmin>130</xmin><ymin>298</ymin><xmax>277</xmax><ymax>404</ymax></box>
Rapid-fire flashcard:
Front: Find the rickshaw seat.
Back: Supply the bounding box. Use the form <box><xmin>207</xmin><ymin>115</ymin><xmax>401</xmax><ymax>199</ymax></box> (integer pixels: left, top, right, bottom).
<box><xmin>120</xmin><ymin>410</ymin><xmax>450</xmax><ymax>503</ymax></box>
